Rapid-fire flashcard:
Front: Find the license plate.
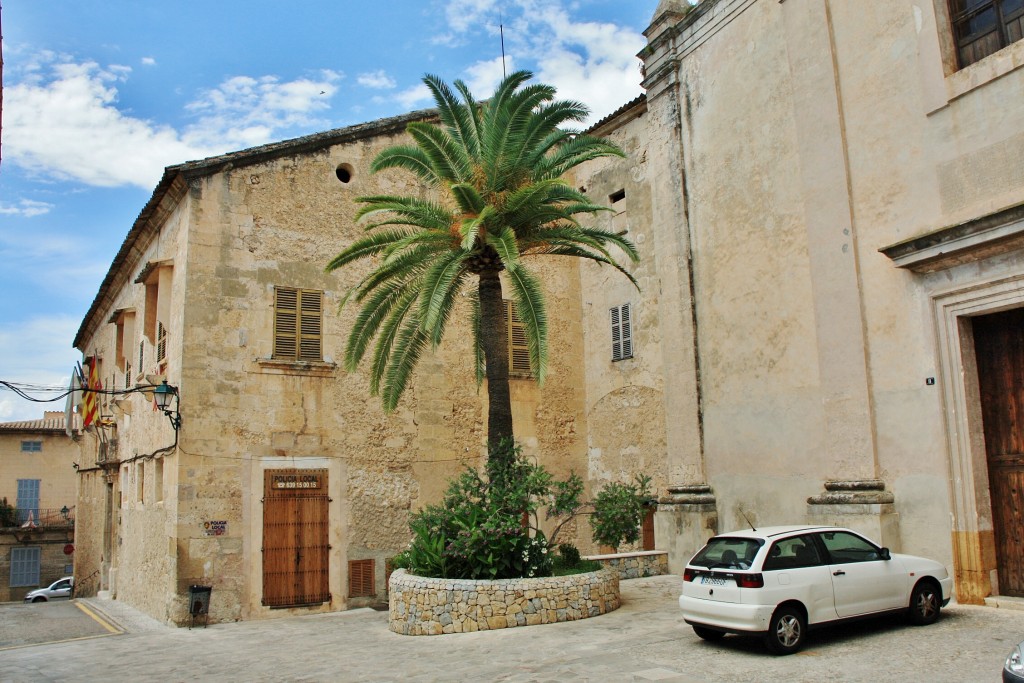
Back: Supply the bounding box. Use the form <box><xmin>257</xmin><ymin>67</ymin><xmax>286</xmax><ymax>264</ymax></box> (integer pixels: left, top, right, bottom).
<box><xmin>701</xmin><ymin>575</ymin><xmax>727</xmax><ymax>586</ymax></box>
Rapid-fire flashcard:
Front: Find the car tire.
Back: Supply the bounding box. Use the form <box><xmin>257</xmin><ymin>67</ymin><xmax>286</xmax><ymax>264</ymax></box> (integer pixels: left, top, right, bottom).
<box><xmin>908</xmin><ymin>580</ymin><xmax>941</xmax><ymax>626</ymax></box>
<box><xmin>764</xmin><ymin>605</ymin><xmax>806</xmax><ymax>655</ymax></box>
<box><xmin>692</xmin><ymin>625</ymin><xmax>726</xmax><ymax>641</ymax></box>
<box><xmin>31</xmin><ymin>596</ymin><xmax>46</xmax><ymax>603</ymax></box>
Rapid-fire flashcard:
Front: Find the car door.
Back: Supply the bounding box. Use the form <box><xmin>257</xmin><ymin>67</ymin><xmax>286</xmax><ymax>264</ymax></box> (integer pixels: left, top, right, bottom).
<box><xmin>815</xmin><ymin>531</ymin><xmax>906</xmax><ymax>617</ymax></box>
<box><xmin>761</xmin><ymin>534</ymin><xmax>837</xmax><ymax>625</ymax></box>
<box><xmin>50</xmin><ymin>578</ymin><xmax>73</xmax><ymax>599</ymax></box>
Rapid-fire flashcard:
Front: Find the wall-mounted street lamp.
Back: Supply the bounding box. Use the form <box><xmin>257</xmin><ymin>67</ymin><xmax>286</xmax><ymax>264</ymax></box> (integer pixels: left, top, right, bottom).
<box><xmin>152</xmin><ymin>380</ymin><xmax>182</xmax><ymax>431</ymax></box>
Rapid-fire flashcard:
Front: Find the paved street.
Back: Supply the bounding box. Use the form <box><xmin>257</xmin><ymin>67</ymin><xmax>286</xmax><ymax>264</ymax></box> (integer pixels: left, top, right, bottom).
<box><xmin>1</xmin><ymin>576</ymin><xmax>1021</xmax><ymax>682</ymax></box>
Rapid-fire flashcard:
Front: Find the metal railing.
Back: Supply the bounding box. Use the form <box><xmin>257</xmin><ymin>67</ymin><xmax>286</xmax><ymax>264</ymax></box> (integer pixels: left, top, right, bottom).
<box><xmin>1</xmin><ymin>506</ymin><xmax>76</xmax><ymax>529</ymax></box>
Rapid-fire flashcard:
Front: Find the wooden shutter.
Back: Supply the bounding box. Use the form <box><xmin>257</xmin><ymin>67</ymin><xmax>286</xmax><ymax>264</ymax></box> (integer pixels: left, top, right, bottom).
<box><xmin>349</xmin><ymin>559</ymin><xmax>375</xmax><ymax>597</ymax></box>
<box><xmin>156</xmin><ymin>322</ymin><xmax>168</xmax><ymax>363</ymax></box>
<box><xmin>504</xmin><ymin>300</ymin><xmax>532</xmax><ymax>376</ymax></box>
<box><xmin>274</xmin><ymin>287</ymin><xmax>322</xmax><ymax>361</ymax></box>
<box><xmin>642</xmin><ymin>506</ymin><xmax>655</xmax><ymax>551</ymax></box>
<box><xmin>611</xmin><ymin>304</ymin><xmax>633</xmax><ymax>361</ymax></box>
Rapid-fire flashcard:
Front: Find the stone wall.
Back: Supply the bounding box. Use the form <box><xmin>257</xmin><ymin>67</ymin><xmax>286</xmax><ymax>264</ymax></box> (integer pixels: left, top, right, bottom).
<box><xmin>388</xmin><ymin>568</ymin><xmax>620</xmax><ymax>635</ymax></box>
<box><xmin>584</xmin><ymin>550</ymin><xmax>668</xmax><ymax>579</ymax></box>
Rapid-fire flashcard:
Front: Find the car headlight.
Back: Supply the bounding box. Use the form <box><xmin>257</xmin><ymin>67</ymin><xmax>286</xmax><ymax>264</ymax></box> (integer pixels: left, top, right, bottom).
<box><xmin>1007</xmin><ymin>644</ymin><xmax>1024</xmax><ymax>675</ymax></box>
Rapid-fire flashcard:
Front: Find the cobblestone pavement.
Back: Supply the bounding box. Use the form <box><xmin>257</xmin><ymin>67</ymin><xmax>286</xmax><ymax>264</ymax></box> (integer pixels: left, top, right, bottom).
<box><xmin>1</xmin><ymin>576</ymin><xmax>1021</xmax><ymax>682</ymax></box>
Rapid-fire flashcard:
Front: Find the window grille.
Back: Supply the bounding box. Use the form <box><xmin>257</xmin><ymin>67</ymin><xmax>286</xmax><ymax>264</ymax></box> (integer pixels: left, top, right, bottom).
<box><xmin>138</xmin><ymin>340</ymin><xmax>144</xmax><ymax>374</ymax></box>
<box><xmin>274</xmin><ymin>287</ymin><xmax>323</xmax><ymax>361</ymax></box>
<box><xmin>949</xmin><ymin>0</ymin><xmax>1024</xmax><ymax>67</ymax></box>
<box><xmin>611</xmin><ymin>303</ymin><xmax>634</xmax><ymax>361</ymax></box>
<box><xmin>125</xmin><ymin>362</ymin><xmax>132</xmax><ymax>389</ymax></box>
<box><xmin>10</xmin><ymin>547</ymin><xmax>41</xmax><ymax>587</ymax></box>
<box><xmin>21</xmin><ymin>441</ymin><xmax>42</xmax><ymax>453</ymax></box>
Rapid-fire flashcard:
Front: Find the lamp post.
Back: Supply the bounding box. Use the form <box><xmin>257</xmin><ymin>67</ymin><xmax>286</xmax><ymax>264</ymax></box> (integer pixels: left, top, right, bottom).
<box><xmin>153</xmin><ymin>380</ymin><xmax>182</xmax><ymax>430</ymax></box>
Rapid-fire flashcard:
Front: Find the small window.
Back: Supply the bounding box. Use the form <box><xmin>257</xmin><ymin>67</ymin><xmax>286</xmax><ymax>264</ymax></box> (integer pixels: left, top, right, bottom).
<box><xmin>503</xmin><ymin>300</ymin><xmax>532</xmax><ymax>377</ymax></box>
<box><xmin>21</xmin><ymin>441</ymin><xmax>42</xmax><ymax>453</ymax></box>
<box><xmin>349</xmin><ymin>559</ymin><xmax>375</xmax><ymax>597</ymax></box>
<box><xmin>274</xmin><ymin>287</ymin><xmax>323</xmax><ymax>361</ymax></box>
<box><xmin>609</xmin><ymin>189</ymin><xmax>627</xmax><ymax>233</ymax></box>
<box><xmin>125</xmin><ymin>362</ymin><xmax>132</xmax><ymax>389</ymax></box>
<box><xmin>10</xmin><ymin>547</ymin><xmax>41</xmax><ymax>587</ymax></box>
<box><xmin>64</xmin><ymin>564</ymin><xmax>74</xmax><ymax>575</ymax></box>
<box><xmin>138</xmin><ymin>340</ymin><xmax>145</xmax><ymax>375</ymax></box>
<box><xmin>136</xmin><ymin>462</ymin><xmax>145</xmax><ymax>504</ymax></box>
<box><xmin>949</xmin><ymin>0</ymin><xmax>1024</xmax><ymax>68</ymax></box>
<box><xmin>611</xmin><ymin>303</ymin><xmax>633</xmax><ymax>361</ymax></box>
<box><xmin>690</xmin><ymin>537</ymin><xmax>763</xmax><ymax>570</ymax></box>
<box><xmin>154</xmin><ymin>458</ymin><xmax>164</xmax><ymax>503</ymax></box>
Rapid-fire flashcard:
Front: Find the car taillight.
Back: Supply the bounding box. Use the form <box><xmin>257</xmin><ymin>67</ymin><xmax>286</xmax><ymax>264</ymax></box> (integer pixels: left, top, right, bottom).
<box><xmin>736</xmin><ymin>573</ymin><xmax>764</xmax><ymax>588</ymax></box>
<box><xmin>683</xmin><ymin>568</ymin><xmax>696</xmax><ymax>582</ymax></box>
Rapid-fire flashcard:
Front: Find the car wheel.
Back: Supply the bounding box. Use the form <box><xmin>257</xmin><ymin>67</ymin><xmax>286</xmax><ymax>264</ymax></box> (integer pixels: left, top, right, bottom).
<box><xmin>908</xmin><ymin>581</ymin><xmax>941</xmax><ymax>626</ymax></box>
<box><xmin>764</xmin><ymin>605</ymin><xmax>806</xmax><ymax>655</ymax></box>
<box><xmin>692</xmin><ymin>625</ymin><xmax>726</xmax><ymax>641</ymax></box>
<box><xmin>32</xmin><ymin>596</ymin><xmax>46</xmax><ymax>603</ymax></box>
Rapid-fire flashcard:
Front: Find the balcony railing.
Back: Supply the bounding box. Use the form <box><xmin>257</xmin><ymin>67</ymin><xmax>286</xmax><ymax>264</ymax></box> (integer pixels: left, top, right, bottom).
<box><xmin>0</xmin><ymin>506</ymin><xmax>76</xmax><ymax>529</ymax></box>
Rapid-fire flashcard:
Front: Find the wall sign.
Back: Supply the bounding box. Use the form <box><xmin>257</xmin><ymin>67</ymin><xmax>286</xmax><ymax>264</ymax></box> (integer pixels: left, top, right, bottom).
<box><xmin>271</xmin><ymin>473</ymin><xmax>323</xmax><ymax>489</ymax></box>
<box><xmin>203</xmin><ymin>520</ymin><xmax>227</xmax><ymax>536</ymax></box>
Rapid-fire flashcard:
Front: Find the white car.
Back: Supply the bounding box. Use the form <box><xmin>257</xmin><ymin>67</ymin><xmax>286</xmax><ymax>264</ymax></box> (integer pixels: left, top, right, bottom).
<box><xmin>679</xmin><ymin>526</ymin><xmax>953</xmax><ymax>654</ymax></box>
<box><xmin>24</xmin><ymin>576</ymin><xmax>74</xmax><ymax>602</ymax></box>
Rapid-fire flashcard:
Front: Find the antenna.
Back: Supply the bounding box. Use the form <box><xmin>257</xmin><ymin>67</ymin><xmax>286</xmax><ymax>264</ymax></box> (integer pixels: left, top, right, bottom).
<box><xmin>740</xmin><ymin>509</ymin><xmax>757</xmax><ymax>532</ymax></box>
<box><xmin>499</xmin><ymin>11</ymin><xmax>507</xmax><ymax>78</ymax></box>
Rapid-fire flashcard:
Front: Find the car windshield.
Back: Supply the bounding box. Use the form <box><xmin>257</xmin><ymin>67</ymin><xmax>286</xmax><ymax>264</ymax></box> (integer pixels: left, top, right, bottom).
<box><xmin>690</xmin><ymin>537</ymin><xmax>763</xmax><ymax>569</ymax></box>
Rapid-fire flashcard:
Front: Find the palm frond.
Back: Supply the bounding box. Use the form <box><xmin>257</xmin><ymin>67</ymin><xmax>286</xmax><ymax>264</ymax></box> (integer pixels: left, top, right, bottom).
<box><xmin>368</xmin><ymin>290</ymin><xmax>420</xmax><ymax>396</ymax></box>
<box><xmin>325</xmin><ymin>228</ymin><xmax>419</xmax><ymax>272</ymax></box>
<box><xmin>504</xmin><ymin>264</ymin><xmax>548</xmax><ymax>384</ymax></box>
<box><xmin>407</xmin><ymin>122</ymin><xmax>471</xmax><ymax>183</ymax></box>
<box><xmin>424</xmin><ymin>74</ymin><xmax>481</xmax><ymax>160</ymax></box>
<box><xmin>418</xmin><ymin>250</ymin><xmax>470</xmax><ymax>336</ymax></box>
<box><xmin>381</xmin><ymin>316</ymin><xmax>432</xmax><ymax>412</ymax></box>
<box><xmin>369</xmin><ymin>145</ymin><xmax>441</xmax><ymax>184</ymax></box>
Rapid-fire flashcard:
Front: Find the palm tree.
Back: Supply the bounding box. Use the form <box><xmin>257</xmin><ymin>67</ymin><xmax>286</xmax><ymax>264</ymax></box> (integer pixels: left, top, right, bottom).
<box><xmin>326</xmin><ymin>70</ymin><xmax>639</xmax><ymax>471</ymax></box>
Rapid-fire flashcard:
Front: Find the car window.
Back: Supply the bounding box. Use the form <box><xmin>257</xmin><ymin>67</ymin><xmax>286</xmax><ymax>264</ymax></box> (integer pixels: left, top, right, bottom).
<box><xmin>762</xmin><ymin>535</ymin><xmax>822</xmax><ymax>570</ymax></box>
<box><xmin>54</xmin><ymin>580</ymin><xmax>71</xmax><ymax>590</ymax></box>
<box><xmin>817</xmin><ymin>531</ymin><xmax>882</xmax><ymax>564</ymax></box>
<box><xmin>690</xmin><ymin>537</ymin><xmax>763</xmax><ymax>570</ymax></box>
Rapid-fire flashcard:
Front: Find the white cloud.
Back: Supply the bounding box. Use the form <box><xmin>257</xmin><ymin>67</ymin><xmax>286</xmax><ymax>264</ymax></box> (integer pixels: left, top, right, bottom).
<box><xmin>395</xmin><ymin>83</ymin><xmax>432</xmax><ymax>110</ymax></box>
<box><xmin>6</xmin><ymin>55</ymin><xmax>344</xmax><ymax>190</ymax></box>
<box><xmin>357</xmin><ymin>70</ymin><xmax>397</xmax><ymax>90</ymax></box>
<box><xmin>6</xmin><ymin>57</ymin><xmax>215</xmax><ymax>189</ymax></box>
<box><xmin>0</xmin><ymin>199</ymin><xmax>54</xmax><ymax>218</ymax></box>
<box><xmin>0</xmin><ymin>315</ymin><xmax>82</xmax><ymax>423</ymax></box>
<box><xmin>141</xmin><ymin>57</ymin><xmax>156</xmax><ymax>66</ymax></box>
<box><xmin>439</xmin><ymin>0</ymin><xmax>645</xmax><ymax>125</ymax></box>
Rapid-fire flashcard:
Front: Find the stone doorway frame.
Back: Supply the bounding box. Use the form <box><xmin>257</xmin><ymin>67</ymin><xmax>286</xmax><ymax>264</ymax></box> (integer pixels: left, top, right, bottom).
<box><xmin>933</xmin><ymin>272</ymin><xmax>1024</xmax><ymax>603</ymax></box>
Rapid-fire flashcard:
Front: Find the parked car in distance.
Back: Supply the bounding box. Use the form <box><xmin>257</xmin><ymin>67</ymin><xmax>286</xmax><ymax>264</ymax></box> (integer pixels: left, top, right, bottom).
<box><xmin>24</xmin><ymin>576</ymin><xmax>74</xmax><ymax>602</ymax></box>
<box><xmin>679</xmin><ymin>526</ymin><xmax>953</xmax><ymax>654</ymax></box>
<box><xmin>1005</xmin><ymin>639</ymin><xmax>1024</xmax><ymax>682</ymax></box>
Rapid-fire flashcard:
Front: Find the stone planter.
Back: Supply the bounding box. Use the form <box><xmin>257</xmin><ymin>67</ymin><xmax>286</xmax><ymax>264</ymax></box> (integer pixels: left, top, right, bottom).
<box><xmin>388</xmin><ymin>568</ymin><xmax>620</xmax><ymax>635</ymax></box>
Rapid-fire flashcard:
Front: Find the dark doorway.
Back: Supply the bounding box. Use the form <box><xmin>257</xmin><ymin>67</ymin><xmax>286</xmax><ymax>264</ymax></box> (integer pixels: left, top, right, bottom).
<box><xmin>973</xmin><ymin>307</ymin><xmax>1024</xmax><ymax>597</ymax></box>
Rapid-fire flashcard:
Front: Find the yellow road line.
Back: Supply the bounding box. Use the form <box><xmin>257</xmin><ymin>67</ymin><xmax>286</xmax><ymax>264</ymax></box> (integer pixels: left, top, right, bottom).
<box><xmin>75</xmin><ymin>601</ymin><xmax>123</xmax><ymax>634</ymax></box>
<box><xmin>0</xmin><ymin>632</ymin><xmax>116</xmax><ymax>652</ymax></box>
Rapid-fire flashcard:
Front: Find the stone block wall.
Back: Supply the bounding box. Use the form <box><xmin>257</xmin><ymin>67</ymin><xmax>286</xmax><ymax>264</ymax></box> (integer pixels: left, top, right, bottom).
<box><xmin>388</xmin><ymin>568</ymin><xmax>620</xmax><ymax>635</ymax></box>
<box><xmin>584</xmin><ymin>550</ymin><xmax>669</xmax><ymax>579</ymax></box>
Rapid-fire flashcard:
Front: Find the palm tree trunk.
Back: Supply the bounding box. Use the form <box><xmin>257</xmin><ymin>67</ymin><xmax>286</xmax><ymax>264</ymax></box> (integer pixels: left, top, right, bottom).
<box><xmin>477</xmin><ymin>269</ymin><xmax>514</xmax><ymax>472</ymax></box>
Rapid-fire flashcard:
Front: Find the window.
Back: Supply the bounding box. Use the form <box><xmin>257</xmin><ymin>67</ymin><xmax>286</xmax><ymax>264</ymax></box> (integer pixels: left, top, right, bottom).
<box><xmin>10</xmin><ymin>547</ymin><xmax>41</xmax><ymax>587</ymax></box>
<box><xmin>21</xmin><ymin>441</ymin><xmax>42</xmax><ymax>453</ymax></box>
<box><xmin>16</xmin><ymin>479</ymin><xmax>40</xmax><ymax>524</ymax></box>
<box><xmin>610</xmin><ymin>189</ymin><xmax>628</xmax><ymax>233</ymax></box>
<box><xmin>125</xmin><ymin>362</ymin><xmax>132</xmax><ymax>389</ymax></box>
<box><xmin>763</xmin><ymin>535</ymin><xmax>823</xmax><ymax>571</ymax></box>
<box><xmin>136</xmin><ymin>462</ymin><xmax>145</xmax><ymax>504</ymax></box>
<box><xmin>349</xmin><ymin>559</ymin><xmax>375</xmax><ymax>597</ymax></box>
<box><xmin>611</xmin><ymin>303</ymin><xmax>633</xmax><ymax>361</ymax></box>
<box><xmin>817</xmin><ymin>531</ymin><xmax>883</xmax><ymax>564</ymax></box>
<box><xmin>154</xmin><ymin>458</ymin><xmax>164</xmax><ymax>503</ymax></box>
<box><xmin>111</xmin><ymin>309</ymin><xmax>136</xmax><ymax>371</ymax></box>
<box><xmin>503</xmin><ymin>300</ymin><xmax>532</xmax><ymax>377</ymax></box>
<box><xmin>689</xmin><ymin>537</ymin><xmax>763</xmax><ymax>570</ymax></box>
<box><xmin>273</xmin><ymin>287</ymin><xmax>323</xmax><ymax>361</ymax></box>
<box><xmin>950</xmin><ymin>0</ymin><xmax>1024</xmax><ymax>67</ymax></box>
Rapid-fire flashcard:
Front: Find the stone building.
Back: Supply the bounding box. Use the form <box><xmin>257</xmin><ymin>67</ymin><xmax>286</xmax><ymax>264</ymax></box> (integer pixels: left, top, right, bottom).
<box><xmin>0</xmin><ymin>412</ymin><xmax>78</xmax><ymax>601</ymax></box>
<box><xmin>72</xmin><ymin>0</ymin><xmax>1024</xmax><ymax>623</ymax></box>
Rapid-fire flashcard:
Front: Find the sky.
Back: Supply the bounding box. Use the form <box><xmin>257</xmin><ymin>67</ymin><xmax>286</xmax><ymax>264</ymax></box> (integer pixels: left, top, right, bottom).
<box><xmin>0</xmin><ymin>0</ymin><xmax>663</xmax><ymax>422</ymax></box>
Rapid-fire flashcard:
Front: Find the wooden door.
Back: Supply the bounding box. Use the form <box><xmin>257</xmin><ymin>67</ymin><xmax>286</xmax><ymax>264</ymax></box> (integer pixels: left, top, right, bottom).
<box><xmin>973</xmin><ymin>308</ymin><xmax>1024</xmax><ymax>597</ymax></box>
<box><xmin>262</xmin><ymin>469</ymin><xmax>330</xmax><ymax>607</ymax></box>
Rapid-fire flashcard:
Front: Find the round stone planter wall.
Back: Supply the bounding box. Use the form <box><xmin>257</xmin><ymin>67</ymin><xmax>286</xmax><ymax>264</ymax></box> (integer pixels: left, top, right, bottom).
<box><xmin>388</xmin><ymin>568</ymin><xmax>620</xmax><ymax>635</ymax></box>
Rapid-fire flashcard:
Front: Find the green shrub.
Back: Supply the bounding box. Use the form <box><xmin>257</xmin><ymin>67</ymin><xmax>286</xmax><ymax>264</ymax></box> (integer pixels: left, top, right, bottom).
<box><xmin>590</xmin><ymin>475</ymin><xmax>652</xmax><ymax>551</ymax></box>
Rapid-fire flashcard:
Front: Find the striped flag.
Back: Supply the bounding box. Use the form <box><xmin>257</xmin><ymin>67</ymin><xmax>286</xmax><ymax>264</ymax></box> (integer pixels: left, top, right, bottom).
<box><xmin>82</xmin><ymin>358</ymin><xmax>100</xmax><ymax>428</ymax></box>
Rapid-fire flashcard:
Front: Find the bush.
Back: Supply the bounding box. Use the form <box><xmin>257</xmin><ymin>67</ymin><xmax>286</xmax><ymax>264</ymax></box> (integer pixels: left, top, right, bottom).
<box><xmin>399</xmin><ymin>441</ymin><xmax>650</xmax><ymax>580</ymax></box>
<box><xmin>590</xmin><ymin>475</ymin><xmax>652</xmax><ymax>550</ymax></box>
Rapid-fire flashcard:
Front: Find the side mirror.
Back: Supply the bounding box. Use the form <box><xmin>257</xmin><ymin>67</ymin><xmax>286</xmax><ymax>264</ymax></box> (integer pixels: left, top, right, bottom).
<box><xmin>879</xmin><ymin>547</ymin><xmax>891</xmax><ymax>561</ymax></box>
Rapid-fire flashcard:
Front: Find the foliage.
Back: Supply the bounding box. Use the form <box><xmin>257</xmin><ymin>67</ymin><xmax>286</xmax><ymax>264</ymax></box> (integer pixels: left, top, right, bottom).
<box><xmin>326</xmin><ymin>70</ymin><xmax>639</xmax><ymax>462</ymax></box>
<box><xmin>0</xmin><ymin>498</ymin><xmax>17</xmax><ymax>528</ymax></box>
<box><xmin>396</xmin><ymin>442</ymin><xmax>651</xmax><ymax>580</ymax></box>
<box><xmin>590</xmin><ymin>475</ymin><xmax>653</xmax><ymax>550</ymax></box>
